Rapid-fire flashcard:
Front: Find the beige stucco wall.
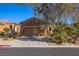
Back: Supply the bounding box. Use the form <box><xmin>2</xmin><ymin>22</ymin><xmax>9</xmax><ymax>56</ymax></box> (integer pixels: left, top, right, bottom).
<box><xmin>0</xmin><ymin>23</ymin><xmax>20</xmax><ymax>33</ymax></box>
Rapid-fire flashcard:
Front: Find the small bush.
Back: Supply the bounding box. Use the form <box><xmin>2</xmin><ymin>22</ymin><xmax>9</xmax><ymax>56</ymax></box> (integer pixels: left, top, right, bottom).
<box><xmin>0</xmin><ymin>32</ymin><xmax>5</xmax><ymax>36</ymax></box>
<box><xmin>4</xmin><ymin>27</ymin><xmax>11</xmax><ymax>33</ymax></box>
<box><xmin>7</xmin><ymin>31</ymin><xmax>19</xmax><ymax>39</ymax></box>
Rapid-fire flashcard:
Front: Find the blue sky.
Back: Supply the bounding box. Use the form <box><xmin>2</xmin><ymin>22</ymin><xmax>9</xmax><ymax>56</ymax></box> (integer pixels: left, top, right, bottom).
<box><xmin>0</xmin><ymin>3</ymin><xmax>34</xmax><ymax>23</ymax></box>
<box><xmin>0</xmin><ymin>3</ymin><xmax>72</xmax><ymax>24</ymax></box>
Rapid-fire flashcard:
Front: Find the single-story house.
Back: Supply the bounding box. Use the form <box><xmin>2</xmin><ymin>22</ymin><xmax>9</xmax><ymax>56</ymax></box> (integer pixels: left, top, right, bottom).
<box><xmin>20</xmin><ymin>17</ymin><xmax>51</xmax><ymax>36</ymax></box>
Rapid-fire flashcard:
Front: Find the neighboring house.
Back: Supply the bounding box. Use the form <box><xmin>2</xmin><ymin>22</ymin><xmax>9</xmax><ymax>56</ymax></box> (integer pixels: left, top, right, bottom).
<box><xmin>20</xmin><ymin>17</ymin><xmax>50</xmax><ymax>36</ymax></box>
<box><xmin>0</xmin><ymin>20</ymin><xmax>20</xmax><ymax>34</ymax></box>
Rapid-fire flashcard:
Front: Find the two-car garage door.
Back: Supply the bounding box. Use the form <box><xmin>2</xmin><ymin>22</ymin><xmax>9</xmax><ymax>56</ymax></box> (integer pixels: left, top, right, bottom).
<box><xmin>21</xmin><ymin>26</ymin><xmax>46</xmax><ymax>36</ymax></box>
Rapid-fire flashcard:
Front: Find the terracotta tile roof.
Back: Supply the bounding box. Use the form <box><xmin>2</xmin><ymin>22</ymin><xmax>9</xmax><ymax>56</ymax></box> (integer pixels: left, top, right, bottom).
<box><xmin>20</xmin><ymin>17</ymin><xmax>46</xmax><ymax>25</ymax></box>
<box><xmin>0</xmin><ymin>20</ymin><xmax>14</xmax><ymax>24</ymax></box>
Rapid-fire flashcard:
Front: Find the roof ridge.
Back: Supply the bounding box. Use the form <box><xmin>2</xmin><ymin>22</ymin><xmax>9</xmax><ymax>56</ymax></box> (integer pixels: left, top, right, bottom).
<box><xmin>0</xmin><ymin>19</ymin><xmax>15</xmax><ymax>23</ymax></box>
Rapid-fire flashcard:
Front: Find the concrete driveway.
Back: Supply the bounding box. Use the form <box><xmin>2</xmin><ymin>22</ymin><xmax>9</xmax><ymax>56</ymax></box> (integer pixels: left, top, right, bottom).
<box><xmin>11</xmin><ymin>36</ymin><xmax>49</xmax><ymax>47</ymax></box>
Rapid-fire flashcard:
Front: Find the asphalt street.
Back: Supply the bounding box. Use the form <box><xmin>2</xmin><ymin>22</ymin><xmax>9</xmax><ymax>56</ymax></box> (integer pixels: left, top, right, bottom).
<box><xmin>0</xmin><ymin>47</ymin><xmax>79</xmax><ymax>56</ymax></box>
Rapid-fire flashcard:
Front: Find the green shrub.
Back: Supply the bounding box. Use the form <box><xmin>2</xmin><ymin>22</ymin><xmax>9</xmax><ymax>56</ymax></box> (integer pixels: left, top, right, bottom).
<box><xmin>4</xmin><ymin>27</ymin><xmax>11</xmax><ymax>33</ymax></box>
<box><xmin>0</xmin><ymin>32</ymin><xmax>5</xmax><ymax>36</ymax></box>
<box><xmin>7</xmin><ymin>31</ymin><xmax>19</xmax><ymax>39</ymax></box>
<box><xmin>48</xmin><ymin>23</ymin><xmax>68</xmax><ymax>44</ymax></box>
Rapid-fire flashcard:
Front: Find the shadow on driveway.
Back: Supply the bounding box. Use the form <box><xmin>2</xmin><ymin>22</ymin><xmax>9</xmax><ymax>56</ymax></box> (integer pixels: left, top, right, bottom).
<box><xmin>17</xmin><ymin>36</ymin><xmax>49</xmax><ymax>43</ymax></box>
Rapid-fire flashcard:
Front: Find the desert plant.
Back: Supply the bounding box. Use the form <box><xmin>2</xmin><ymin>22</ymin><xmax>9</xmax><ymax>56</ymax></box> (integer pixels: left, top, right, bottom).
<box><xmin>3</xmin><ymin>27</ymin><xmax>19</xmax><ymax>39</ymax></box>
<box><xmin>11</xmin><ymin>31</ymin><xmax>19</xmax><ymax>38</ymax></box>
<box><xmin>6</xmin><ymin>30</ymin><xmax>19</xmax><ymax>39</ymax></box>
<box><xmin>70</xmin><ymin>22</ymin><xmax>79</xmax><ymax>44</ymax></box>
<box><xmin>4</xmin><ymin>27</ymin><xmax>11</xmax><ymax>34</ymax></box>
<box><xmin>48</xmin><ymin>23</ymin><xmax>68</xmax><ymax>44</ymax></box>
<box><xmin>0</xmin><ymin>32</ymin><xmax>5</xmax><ymax>37</ymax></box>
<box><xmin>65</xmin><ymin>24</ymin><xmax>78</xmax><ymax>44</ymax></box>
